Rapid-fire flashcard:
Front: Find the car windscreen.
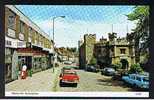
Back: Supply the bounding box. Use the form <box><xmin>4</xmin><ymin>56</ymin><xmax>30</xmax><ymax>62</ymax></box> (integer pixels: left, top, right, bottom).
<box><xmin>63</xmin><ymin>71</ymin><xmax>77</xmax><ymax>75</ymax></box>
<box><xmin>107</xmin><ymin>68</ymin><xmax>115</xmax><ymax>71</ymax></box>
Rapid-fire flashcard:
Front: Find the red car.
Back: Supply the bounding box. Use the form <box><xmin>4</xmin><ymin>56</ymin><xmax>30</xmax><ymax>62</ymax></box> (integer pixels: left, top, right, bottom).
<box><xmin>59</xmin><ymin>70</ymin><xmax>79</xmax><ymax>87</ymax></box>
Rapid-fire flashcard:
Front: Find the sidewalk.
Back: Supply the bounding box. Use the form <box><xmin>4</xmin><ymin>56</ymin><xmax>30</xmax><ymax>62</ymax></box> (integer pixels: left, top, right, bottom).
<box><xmin>5</xmin><ymin>66</ymin><xmax>62</xmax><ymax>92</ymax></box>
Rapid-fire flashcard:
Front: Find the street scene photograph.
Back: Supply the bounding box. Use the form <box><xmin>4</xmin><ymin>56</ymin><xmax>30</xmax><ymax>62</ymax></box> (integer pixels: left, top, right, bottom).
<box><xmin>5</xmin><ymin>5</ymin><xmax>149</xmax><ymax>96</ymax></box>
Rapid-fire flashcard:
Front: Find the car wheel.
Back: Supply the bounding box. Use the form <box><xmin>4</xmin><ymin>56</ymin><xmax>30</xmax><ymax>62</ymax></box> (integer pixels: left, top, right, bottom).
<box><xmin>134</xmin><ymin>84</ymin><xmax>138</xmax><ymax>90</ymax></box>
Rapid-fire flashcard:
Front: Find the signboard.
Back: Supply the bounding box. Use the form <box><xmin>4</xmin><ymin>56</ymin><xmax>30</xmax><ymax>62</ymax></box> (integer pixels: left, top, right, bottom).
<box><xmin>7</xmin><ymin>28</ymin><xmax>16</xmax><ymax>38</ymax></box>
<box><xmin>17</xmin><ymin>40</ymin><xmax>26</xmax><ymax>48</ymax></box>
<box><xmin>5</xmin><ymin>36</ymin><xmax>17</xmax><ymax>48</ymax></box>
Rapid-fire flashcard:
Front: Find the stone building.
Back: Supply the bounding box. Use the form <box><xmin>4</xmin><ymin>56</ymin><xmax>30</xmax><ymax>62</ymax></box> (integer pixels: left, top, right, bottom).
<box><xmin>94</xmin><ymin>37</ymin><xmax>111</xmax><ymax>69</ymax></box>
<box><xmin>5</xmin><ymin>5</ymin><xmax>54</xmax><ymax>83</ymax></box>
<box><xmin>78</xmin><ymin>34</ymin><xmax>96</xmax><ymax>69</ymax></box>
<box><xmin>94</xmin><ymin>33</ymin><xmax>135</xmax><ymax>69</ymax></box>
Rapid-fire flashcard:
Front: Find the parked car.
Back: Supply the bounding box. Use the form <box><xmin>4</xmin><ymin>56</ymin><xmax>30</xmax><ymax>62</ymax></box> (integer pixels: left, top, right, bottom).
<box><xmin>62</xmin><ymin>66</ymin><xmax>79</xmax><ymax>71</ymax></box>
<box><xmin>101</xmin><ymin>67</ymin><xmax>117</xmax><ymax>76</ymax></box>
<box><xmin>63</xmin><ymin>61</ymin><xmax>72</xmax><ymax>65</ymax></box>
<box><xmin>122</xmin><ymin>74</ymin><xmax>149</xmax><ymax>89</ymax></box>
<box><xmin>59</xmin><ymin>70</ymin><xmax>79</xmax><ymax>87</ymax></box>
<box><xmin>86</xmin><ymin>65</ymin><xmax>99</xmax><ymax>72</ymax></box>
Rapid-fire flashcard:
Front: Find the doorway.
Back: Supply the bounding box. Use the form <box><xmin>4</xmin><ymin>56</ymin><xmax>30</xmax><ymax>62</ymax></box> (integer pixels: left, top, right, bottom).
<box><xmin>120</xmin><ymin>59</ymin><xmax>129</xmax><ymax>70</ymax></box>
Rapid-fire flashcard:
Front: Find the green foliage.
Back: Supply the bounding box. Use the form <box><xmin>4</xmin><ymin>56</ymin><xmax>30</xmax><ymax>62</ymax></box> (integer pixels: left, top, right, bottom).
<box><xmin>112</xmin><ymin>63</ymin><xmax>122</xmax><ymax>70</ymax></box>
<box><xmin>126</xmin><ymin>6</ymin><xmax>149</xmax><ymax>21</ymax></box>
<box><xmin>89</xmin><ymin>57</ymin><xmax>97</xmax><ymax>65</ymax></box>
<box><xmin>127</xmin><ymin>6</ymin><xmax>149</xmax><ymax>63</ymax></box>
<box><xmin>128</xmin><ymin>63</ymin><xmax>144</xmax><ymax>74</ymax></box>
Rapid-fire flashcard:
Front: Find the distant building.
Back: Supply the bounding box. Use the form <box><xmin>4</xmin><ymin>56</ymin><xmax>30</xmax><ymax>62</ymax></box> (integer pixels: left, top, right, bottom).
<box><xmin>78</xmin><ymin>40</ymin><xmax>85</xmax><ymax>69</ymax></box>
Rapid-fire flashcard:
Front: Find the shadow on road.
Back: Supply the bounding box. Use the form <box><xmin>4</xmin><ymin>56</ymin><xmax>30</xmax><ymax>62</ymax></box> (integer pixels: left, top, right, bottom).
<box><xmin>97</xmin><ymin>77</ymin><xmax>133</xmax><ymax>91</ymax></box>
<box><xmin>59</xmin><ymin>83</ymin><xmax>77</xmax><ymax>88</ymax></box>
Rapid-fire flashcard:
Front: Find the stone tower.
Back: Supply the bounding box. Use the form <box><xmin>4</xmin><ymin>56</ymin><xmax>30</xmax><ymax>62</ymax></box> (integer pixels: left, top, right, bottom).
<box><xmin>84</xmin><ymin>34</ymin><xmax>96</xmax><ymax>65</ymax></box>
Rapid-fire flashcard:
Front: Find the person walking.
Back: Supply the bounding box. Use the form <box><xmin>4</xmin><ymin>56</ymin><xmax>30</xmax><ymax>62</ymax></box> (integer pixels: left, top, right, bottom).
<box><xmin>21</xmin><ymin>63</ymin><xmax>27</xmax><ymax>79</ymax></box>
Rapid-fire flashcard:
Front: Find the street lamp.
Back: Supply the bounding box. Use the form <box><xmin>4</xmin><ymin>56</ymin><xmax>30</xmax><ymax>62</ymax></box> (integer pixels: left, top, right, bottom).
<box><xmin>52</xmin><ymin>16</ymin><xmax>65</xmax><ymax>73</ymax></box>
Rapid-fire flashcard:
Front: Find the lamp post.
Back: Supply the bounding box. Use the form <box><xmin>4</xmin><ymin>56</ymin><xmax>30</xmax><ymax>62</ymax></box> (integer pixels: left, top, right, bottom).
<box><xmin>52</xmin><ymin>16</ymin><xmax>65</xmax><ymax>73</ymax></box>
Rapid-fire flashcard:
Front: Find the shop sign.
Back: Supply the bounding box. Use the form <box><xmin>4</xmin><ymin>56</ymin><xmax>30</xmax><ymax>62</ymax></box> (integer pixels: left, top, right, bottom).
<box><xmin>5</xmin><ymin>36</ymin><xmax>17</xmax><ymax>48</ymax></box>
<box><xmin>17</xmin><ymin>40</ymin><xmax>26</xmax><ymax>48</ymax></box>
<box><xmin>7</xmin><ymin>28</ymin><xmax>16</xmax><ymax>38</ymax></box>
<box><xmin>19</xmin><ymin>33</ymin><xmax>24</xmax><ymax>41</ymax></box>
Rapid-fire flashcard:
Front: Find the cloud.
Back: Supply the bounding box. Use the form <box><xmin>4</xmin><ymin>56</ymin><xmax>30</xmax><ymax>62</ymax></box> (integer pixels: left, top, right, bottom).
<box><xmin>34</xmin><ymin>18</ymin><xmax>136</xmax><ymax>48</ymax></box>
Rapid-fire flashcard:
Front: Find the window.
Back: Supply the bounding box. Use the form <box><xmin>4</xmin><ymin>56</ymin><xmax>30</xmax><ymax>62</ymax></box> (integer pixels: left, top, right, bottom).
<box><xmin>28</xmin><ymin>27</ymin><xmax>33</xmax><ymax>42</ymax></box>
<box><xmin>8</xmin><ymin>10</ymin><xmax>16</xmax><ymax>29</ymax></box>
<box><xmin>136</xmin><ymin>76</ymin><xmax>141</xmax><ymax>81</ymax></box>
<box><xmin>20</xmin><ymin>21</ymin><xmax>25</xmax><ymax>33</ymax></box>
<box><xmin>28</xmin><ymin>27</ymin><xmax>32</xmax><ymax>37</ymax></box>
<box><xmin>120</xmin><ymin>49</ymin><xmax>126</xmax><ymax>54</ymax></box>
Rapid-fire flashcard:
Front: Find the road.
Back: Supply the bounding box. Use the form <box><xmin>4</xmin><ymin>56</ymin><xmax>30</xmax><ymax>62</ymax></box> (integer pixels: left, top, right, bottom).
<box><xmin>56</xmin><ymin>69</ymin><xmax>133</xmax><ymax>92</ymax></box>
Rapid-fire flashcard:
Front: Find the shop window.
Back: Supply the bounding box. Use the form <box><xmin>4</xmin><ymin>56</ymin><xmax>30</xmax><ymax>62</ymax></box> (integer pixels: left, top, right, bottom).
<box><xmin>20</xmin><ymin>21</ymin><xmax>25</xmax><ymax>33</ymax></box>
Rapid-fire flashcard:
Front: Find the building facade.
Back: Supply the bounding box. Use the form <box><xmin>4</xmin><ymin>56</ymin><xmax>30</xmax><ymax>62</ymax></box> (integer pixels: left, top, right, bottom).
<box><xmin>94</xmin><ymin>33</ymin><xmax>135</xmax><ymax>69</ymax></box>
<box><xmin>79</xmin><ymin>33</ymin><xmax>135</xmax><ymax>70</ymax></box>
<box><xmin>78</xmin><ymin>34</ymin><xmax>96</xmax><ymax>69</ymax></box>
<box><xmin>5</xmin><ymin>5</ymin><xmax>54</xmax><ymax>83</ymax></box>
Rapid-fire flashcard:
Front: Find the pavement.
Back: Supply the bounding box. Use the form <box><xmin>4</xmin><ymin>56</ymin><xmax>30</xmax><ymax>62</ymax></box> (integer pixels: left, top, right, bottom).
<box><xmin>5</xmin><ymin>65</ymin><xmax>62</xmax><ymax>92</ymax></box>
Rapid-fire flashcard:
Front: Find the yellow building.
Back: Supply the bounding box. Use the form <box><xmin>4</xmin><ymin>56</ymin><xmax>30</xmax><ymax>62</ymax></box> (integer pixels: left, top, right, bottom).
<box><xmin>109</xmin><ymin>37</ymin><xmax>135</xmax><ymax>69</ymax></box>
<box><xmin>94</xmin><ymin>33</ymin><xmax>135</xmax><ymax>69</ymax></box>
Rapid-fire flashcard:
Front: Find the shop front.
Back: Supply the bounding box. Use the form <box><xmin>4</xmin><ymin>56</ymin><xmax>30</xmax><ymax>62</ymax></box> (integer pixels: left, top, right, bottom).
<box><xmin>5</xmin><ymin>36</ymin><xmax>18</xmax><ymax>83</ymax></box>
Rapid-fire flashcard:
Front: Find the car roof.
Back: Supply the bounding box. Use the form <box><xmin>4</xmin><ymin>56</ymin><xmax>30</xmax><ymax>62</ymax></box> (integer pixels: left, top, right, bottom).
<box><xmin>129</xmin><ymin>74</ymin><xmax>149</xmax><ymax>78</ymax></box>
<box><xmin>63</xmin><ymin>70</ymin><xmax>76</xmax><ymax>74</ymax></box>
<box><xmin>104</xmin><ymin>67</ymin><xmax>114</xmax><ymax>69</ymax></box>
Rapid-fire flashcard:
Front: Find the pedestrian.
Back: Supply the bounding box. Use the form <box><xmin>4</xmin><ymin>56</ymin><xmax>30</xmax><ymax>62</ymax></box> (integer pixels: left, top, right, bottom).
<box><xmin>21</xmin><ymin>63</ymin><xmax>27</xmax><ymax>79</ymax></box>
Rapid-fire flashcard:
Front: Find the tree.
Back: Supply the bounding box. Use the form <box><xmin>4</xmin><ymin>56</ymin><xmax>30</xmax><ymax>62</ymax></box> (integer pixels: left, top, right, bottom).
<box><xmin>129</xmin><ymin>63</ymin><xmax>143</xmax><ymax>74</ymax></box>
<box><xmin>89</xmin><ymin>57</ymin><xmax>97</xmax><ymax>65</ymax></box>
<box><xmin>126</xmin><ymin>6</ymin><xmax>149</xmax><ymax>63</ymax></box>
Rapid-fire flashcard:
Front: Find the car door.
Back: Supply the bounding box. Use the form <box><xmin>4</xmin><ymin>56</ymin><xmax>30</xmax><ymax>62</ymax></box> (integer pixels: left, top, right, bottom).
<box><xmin>129</xmin><ymin>75</ymin><xmax>135</xmax><ymax>85</ymax></box>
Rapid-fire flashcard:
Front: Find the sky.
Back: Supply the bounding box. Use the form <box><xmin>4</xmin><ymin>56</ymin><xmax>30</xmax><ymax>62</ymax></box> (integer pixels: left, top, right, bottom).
<box><xmin>15</xmin><ymin>5</ymin><xmax>137</xmax><ymax>48</ymax></box>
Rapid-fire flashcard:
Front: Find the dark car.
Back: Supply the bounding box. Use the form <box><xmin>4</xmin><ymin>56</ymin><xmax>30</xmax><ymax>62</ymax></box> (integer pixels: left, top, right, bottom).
<box><xmin>101</xmin><ymin>67</ymin><xmax>116</xmax><ymax>76</ymax></box>
<box><xmin>86</xmin><ymin>65</ymin><xmax>99</xmax><ymax>72</ymax></box>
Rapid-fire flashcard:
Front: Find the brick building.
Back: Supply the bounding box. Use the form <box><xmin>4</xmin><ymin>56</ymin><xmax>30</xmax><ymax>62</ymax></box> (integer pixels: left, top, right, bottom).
<box><xmin>5</xmin><ymin>5</ymin><xmax>54</xmax><ymax>83</ymax></box>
